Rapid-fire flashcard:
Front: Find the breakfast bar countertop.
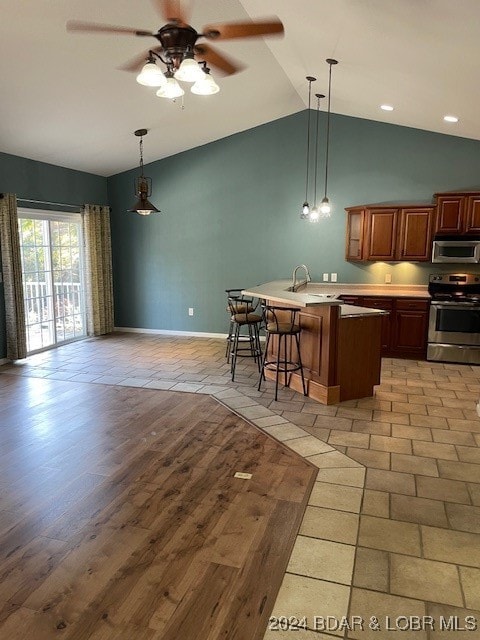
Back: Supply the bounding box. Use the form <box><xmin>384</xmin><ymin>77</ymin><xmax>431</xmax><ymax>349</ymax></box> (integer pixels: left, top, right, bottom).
<box><xmin>242</xmin><ymin>280</ymin><xmax>341</xmax><ymax>307</ymax></box>
<box><xmin>242</xmin><ymin>280</ymin><xmax>429</xmax><ymax>309</ymax></box>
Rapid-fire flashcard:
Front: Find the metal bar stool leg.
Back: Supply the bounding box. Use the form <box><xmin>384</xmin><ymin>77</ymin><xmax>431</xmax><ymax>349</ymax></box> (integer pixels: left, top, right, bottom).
<box><xmin>253</xmin><ymin>323</ymin><xmax>262</xmax><ymax>372</ymax></box>
<box><xmin>226</xmin><ymin>318</ymin><xmax>234</xmax><ymax>362</ymax></box>
<box><xmin>258</xmin><ymin>332</ymin><xmax>270</xmax><ymax>390</ymax></box>
<box><xmin>294</xmin><ymin>332</ymin><xmax>308</xmax><ymax>396</ymax></box>
<box><xmin>274</xmin><ymin>334</ymin><xmax>283</xmax><ymax>401</ymax></box>
<box><xmin>230</xmin><ymin>322</ymin><xmax>241</xmax><ymax>381</ymax></box>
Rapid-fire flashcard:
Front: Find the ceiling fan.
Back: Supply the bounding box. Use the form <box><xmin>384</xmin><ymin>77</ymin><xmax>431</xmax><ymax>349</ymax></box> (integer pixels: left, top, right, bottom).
<box><xmin>67</xmin><ymin>0</ymin><xmax>284</xmax><ymax>97</ymax></box>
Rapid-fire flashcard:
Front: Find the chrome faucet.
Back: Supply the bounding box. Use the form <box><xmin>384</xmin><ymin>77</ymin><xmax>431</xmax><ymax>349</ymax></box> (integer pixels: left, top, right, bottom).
<box><xmin>292</xmin><ymin>264</ymin><xmax>311</xmax><ymax>292</ymax></box>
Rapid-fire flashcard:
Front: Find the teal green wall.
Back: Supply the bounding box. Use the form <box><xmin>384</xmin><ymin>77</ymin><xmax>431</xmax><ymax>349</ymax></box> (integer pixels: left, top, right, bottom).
<box><xmin>108</xmin><ymin>110</ymin><xmax>480</xmax><ymax>334</ymax></box>
<box><xmin>0</xmin><ymin>151</ymin><xmax>107</xmax><ymax>358</ymax></box>
<box><xmin>3</xmin><ymin>111</ymin><xmax>480</xmax><ymax>350</ymax></box>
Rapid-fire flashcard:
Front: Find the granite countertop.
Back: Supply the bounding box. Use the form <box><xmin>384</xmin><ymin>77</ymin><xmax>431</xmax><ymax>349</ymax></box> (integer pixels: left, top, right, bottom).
<box><xmin>242</xmin><ymin>280</ymin><xmax>429</xmax><ymax>309</ymax></box>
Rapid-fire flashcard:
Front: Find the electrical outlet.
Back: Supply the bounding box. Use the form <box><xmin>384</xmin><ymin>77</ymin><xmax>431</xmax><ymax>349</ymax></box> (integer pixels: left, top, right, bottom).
<box><xmin>385</xmin><ymin>273</ymin><xmax>392</xmax><ymax>284</ymax></box>
<box><xmin>323</xmin><ymin>273</ymin><xmax>329</xmax><ymax>282</ymax></box>
<box><xmin>188</xmin><ymin>308</ymin><xmax>194</xmax><ymax>316</ymax></box>
<box><xmin>331</xmin><ymin>273</ymin><xmax>337</xmax><ymax>282</ymax></box>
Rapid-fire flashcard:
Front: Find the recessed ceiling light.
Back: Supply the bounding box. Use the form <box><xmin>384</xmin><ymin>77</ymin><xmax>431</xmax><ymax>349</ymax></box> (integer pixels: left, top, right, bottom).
<box><xmin>444</xmin><ymin>115</ymin><xmax>459</xmax><ymax>123</ymax></box>
<box><xmin>380</xmin><ymin>104</ymin><xmax>394</xmax><ymax>111</ymax></box>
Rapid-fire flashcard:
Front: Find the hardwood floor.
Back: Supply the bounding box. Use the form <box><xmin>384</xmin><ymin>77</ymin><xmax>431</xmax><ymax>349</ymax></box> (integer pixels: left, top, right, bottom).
<box><xmin>0</xmin><ymin>374</ymin><xmax>316</xmax><ymax>640</ymax></box>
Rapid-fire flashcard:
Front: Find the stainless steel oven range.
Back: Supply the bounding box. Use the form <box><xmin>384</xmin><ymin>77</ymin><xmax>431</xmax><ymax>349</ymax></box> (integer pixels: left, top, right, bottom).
<box><xmin>427</xmin><ymin>273</ymin><xmax>480</xmax><ymax>364</ymax></box>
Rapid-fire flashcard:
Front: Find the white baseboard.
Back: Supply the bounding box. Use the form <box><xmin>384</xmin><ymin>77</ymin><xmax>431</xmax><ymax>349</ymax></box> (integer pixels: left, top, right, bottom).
<box><xmin>114</xmin><ymin>326</ymin><xmax>228</xmax><ymax>339</ymax></box>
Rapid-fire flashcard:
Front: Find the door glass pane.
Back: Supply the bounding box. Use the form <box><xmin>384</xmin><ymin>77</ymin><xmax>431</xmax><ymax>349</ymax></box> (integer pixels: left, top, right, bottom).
<box><xmin>18</xmin><ymin>214</ymin><xmax>87</xmax><ymax>354</ymax></box>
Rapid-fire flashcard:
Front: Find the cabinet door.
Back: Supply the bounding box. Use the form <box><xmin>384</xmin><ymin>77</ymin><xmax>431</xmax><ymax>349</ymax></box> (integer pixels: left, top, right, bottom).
<box><xmin>345</xmin><ymin>210</ymin><xmax>365</xmax><ymax>261</ymax></box>
<box><xmin>362</xmin><ymin>297</ymin><xmax>393</xmax><ymax>352</ymax></box>
<box><xmin>392</xmin><ymin>299</ymin><xmax>429</xmax><ymax>357</ymax></box>
<box><xmin>397</xmin><ymin>207</ymin><xmax>435</xmax><ymax>261</ymax></box>
<box><xmin>465</xmin><ymin>196</ymin><xmax>480</xmax><ymax>233</ymax></box>
<box><xmin>435</xmin><ymin>196</ymin><xmax>465</xmax><ymax>234</ymax></box>
<box><xmin>365</xmin><ymin>209</ymin><xmax>398</xmax><ymax>261</ymax></box>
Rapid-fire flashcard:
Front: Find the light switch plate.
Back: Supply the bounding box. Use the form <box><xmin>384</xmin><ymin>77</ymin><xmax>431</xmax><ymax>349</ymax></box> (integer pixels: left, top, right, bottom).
<box><xmin>323</xmin><ymin>273</ymin><xmax>329</xmax><ymax>282</ymax></box>
<box><xmin>331</xmin><ymin>273</ymin><xmax>337</xmax><ymax>282</ymax></box>
<box><xmin>385</xmin><ymin>273</ymin><xmax>392</xmax><ymax>284</ymax></box>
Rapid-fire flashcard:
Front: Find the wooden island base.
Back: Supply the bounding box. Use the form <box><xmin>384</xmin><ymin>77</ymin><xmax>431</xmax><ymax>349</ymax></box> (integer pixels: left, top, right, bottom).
<box><xmin>263</xmin><ymin>305</ymin><xmax>383</xmax><ymax>405</ymax></box>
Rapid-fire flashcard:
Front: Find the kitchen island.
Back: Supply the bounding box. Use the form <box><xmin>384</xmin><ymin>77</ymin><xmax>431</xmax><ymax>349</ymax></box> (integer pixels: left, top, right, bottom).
<box><xmin>243</xmin><ymin>280</ymin><xmax>388</xmax><ymax>404</ymax></box>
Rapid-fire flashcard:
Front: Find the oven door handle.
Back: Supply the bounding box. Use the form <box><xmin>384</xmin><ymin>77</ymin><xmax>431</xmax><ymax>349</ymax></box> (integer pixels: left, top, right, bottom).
<box><xmin>431</xmin><ymin>301</ymin><xmax>480</xmax><ymax>308</ymax></box>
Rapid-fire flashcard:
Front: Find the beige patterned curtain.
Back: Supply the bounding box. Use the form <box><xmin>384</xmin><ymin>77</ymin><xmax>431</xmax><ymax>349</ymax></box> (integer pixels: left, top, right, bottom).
<box><xmin>83</xmin><ymin>204</ymin><xmax>114</xmax><ymax>336</ymax></box>
<box><xmin>0</xmin><ymin>194</ymin><xmax>27</xmax><ymax>360</ymax></box>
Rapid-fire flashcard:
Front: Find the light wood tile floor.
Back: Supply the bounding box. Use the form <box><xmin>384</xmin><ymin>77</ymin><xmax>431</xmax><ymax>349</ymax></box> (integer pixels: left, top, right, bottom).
<box><xmin>0</xmin><ymin>373</ymin><xmax>316</xmax><ymax>639</ymax></box>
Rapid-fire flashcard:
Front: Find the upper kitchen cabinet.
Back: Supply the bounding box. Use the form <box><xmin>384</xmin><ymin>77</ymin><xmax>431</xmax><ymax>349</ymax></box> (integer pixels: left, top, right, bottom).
<box><xmin>345</xmin><ymin>205</ymin><xmax>436</xmax><ymax>261</ymax></box>
<box><xmin>398</xmin><ymin>207</ymin><xmax>436</xmax><ymax>260</ymax></box>
<box><xmin>434</xmin><ymin>191</ymin><xmax>480</xmax><ymax>234</ymax></box>
<box><xmin>345</xmin><ymin>208</ymin><xmax>364</xmax><ymax>261</ymax></box>
<box><xmin>365</xmin><ymin>208</ymin><xmax>398</xmax><ymax>260</ymax></box>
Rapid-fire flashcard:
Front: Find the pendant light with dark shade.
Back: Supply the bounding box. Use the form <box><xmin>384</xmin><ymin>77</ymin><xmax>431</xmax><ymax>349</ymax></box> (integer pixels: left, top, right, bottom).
<box><xmin>128</xmin><ymin>129</ymin><xmax>160</xmax><ymax>216</ymax></box>
<box><xmin>320</xmin><ymin>58</ymin><xmax>338</xmax><ymax>218</ymax></box>
<box><xmin>309</xmin><ymin>92</ymin><xmax>325</xmax><ymax>223</ymax></box>
<box><xmin>300</xmin><ymin>76</ymin><xmax>316</xmax><ymax>219</ymax></box>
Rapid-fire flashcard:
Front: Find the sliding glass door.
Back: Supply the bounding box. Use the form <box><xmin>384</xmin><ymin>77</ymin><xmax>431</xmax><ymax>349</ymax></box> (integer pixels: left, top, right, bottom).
<box><xmin>18</xmin><ymin>210</ymin><xmax>87</xmax><ymax>353</ymax></box>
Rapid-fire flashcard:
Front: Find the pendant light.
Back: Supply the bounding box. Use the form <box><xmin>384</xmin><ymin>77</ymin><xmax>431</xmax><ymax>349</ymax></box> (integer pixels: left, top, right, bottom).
<box><xmin>320</xmin><ymin>59</ymin><xmax>338</xmax><ymax>218</ymax></box>
<box><xmin>309</xmin><ymin>92</ymin><xmax>325</xmax><ymax>223</ymax></box>
<box><xmin>300</xmin><ymin>76</ymin><xmax>316</xmax><ymax>219</ymax></box>
<box><xmin>128</xmin><ymin>129</ymin><xmax>160</xmax><ymax>216</ymax></box>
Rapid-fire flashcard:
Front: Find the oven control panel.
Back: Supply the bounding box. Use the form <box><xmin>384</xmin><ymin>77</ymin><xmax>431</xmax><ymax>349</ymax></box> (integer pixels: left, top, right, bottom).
<box><xmin>429</xmin><ymin>274</ymin><xmax>480</xmax><ymax>284</ymax></box>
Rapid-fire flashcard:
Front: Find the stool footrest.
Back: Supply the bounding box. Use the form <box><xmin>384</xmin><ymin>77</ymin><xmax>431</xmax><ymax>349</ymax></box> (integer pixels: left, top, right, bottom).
<box><xmin>264</xmin><ymin>361</ymin><xmax>303</xmax><ymax>374</ymax></box>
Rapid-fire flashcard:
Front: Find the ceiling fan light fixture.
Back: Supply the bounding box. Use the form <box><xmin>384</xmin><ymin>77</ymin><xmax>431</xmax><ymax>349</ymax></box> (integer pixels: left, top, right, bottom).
<box><xmin>191</xmin><ymin>69</ymin><xmax>219</xmax><ymax>95</ymax></box>
<box><xmin>156</xmin><ymin>76</ymin><xmax>185</xmax><ymax>99</ymax></box>
<box><xmin>67</xmin><ymin>14</ymin><xmax>284</xmax><ymax>103</ymax></box>
<box><xmin>174</xmin><ymin>55</ymin><xmax>205</xmax><ymax>82</ymax></box>
<box><xmin>136</xmin><ymin>60</ymin><xmax>166</xmax><ymax>87</ymax></box>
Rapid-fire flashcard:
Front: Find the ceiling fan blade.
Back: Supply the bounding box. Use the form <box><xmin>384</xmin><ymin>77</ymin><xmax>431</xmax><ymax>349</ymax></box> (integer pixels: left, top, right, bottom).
<box><xmin>194</xmin><ymin>43</ymin><xmax>244</xmax><ymax>76</ymax></box>
<box><xmin>202</xmin><ymin>18</ymin><xmax>284</xmax><ymax>40</ymax></box>
<box><xmin>151</xmin><ymin>0</ymin><xmax>189</xmax><ymax>24</ymax></box>
<box><xmin>118</xmin><ymin>47</ymin><xmax>164</xmax><ymax>73</ymax></box>
<box><xmin>66</xmin><ymin>20</ymin><xmax>153</xmax><ymax>37</ymax></box>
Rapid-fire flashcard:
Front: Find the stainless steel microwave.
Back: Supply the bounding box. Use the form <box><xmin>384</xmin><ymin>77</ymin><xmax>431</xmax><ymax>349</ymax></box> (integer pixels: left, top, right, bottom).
<box><xmin>432</xmin><ymin>236</ymin><xmax>480</xmax><ymax>263</ymax></box>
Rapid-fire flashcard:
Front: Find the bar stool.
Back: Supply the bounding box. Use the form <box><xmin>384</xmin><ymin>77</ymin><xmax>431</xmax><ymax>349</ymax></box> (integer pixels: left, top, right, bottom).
<box><xmin>258</xmin><ymin>303</ymin><xmax>307</xmax><ymax>401</ymax></box>
<box><xmin>227</xmin><ymin>295</ymin><xmax>262</xmax><ymax>382</ymax></box>
<box><xmin>224</xmin><ymin>289</ymin><xmax>255</xmax><ymax>362</ymax></box>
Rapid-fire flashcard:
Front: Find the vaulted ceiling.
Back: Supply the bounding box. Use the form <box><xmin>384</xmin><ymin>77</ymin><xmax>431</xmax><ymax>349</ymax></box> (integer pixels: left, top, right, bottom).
<box><xmin>1</xmin><ymin>0</ymin><xmax>479</xmax><ymax>177</ymax></box>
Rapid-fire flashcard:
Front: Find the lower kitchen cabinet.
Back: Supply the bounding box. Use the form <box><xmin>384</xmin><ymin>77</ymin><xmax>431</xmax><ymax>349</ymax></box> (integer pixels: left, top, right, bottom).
<box><xmin>362</xmin><ymin>297</ymin><xmax>393</xmax><ymax>351</ymax></box>
<box><xmin>393</xmin><ymin>299</ymin><xmax>430</xmax><ymax>357</ymax></box>
<box><xmin>339</xmin><ymin>295</ymin><xmax>429</xmax><ymax>359</ymax></box>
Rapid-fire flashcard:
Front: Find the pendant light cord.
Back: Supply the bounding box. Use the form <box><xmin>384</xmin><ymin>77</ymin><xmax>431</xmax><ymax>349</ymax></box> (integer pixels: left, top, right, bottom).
<box><xmin>324</xmin><ymin>61</ymin><xmax>335</xmax><ymax>199</ymax></box>
<box><xmin>304</xmin><ymin>78</ymin><xmax>314</xmax><ymax>203</ymax></box>
<box><xmin>313</xmin><ymin>94</ymin><xmax>323</xmax><ymax>207</ymax></box>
